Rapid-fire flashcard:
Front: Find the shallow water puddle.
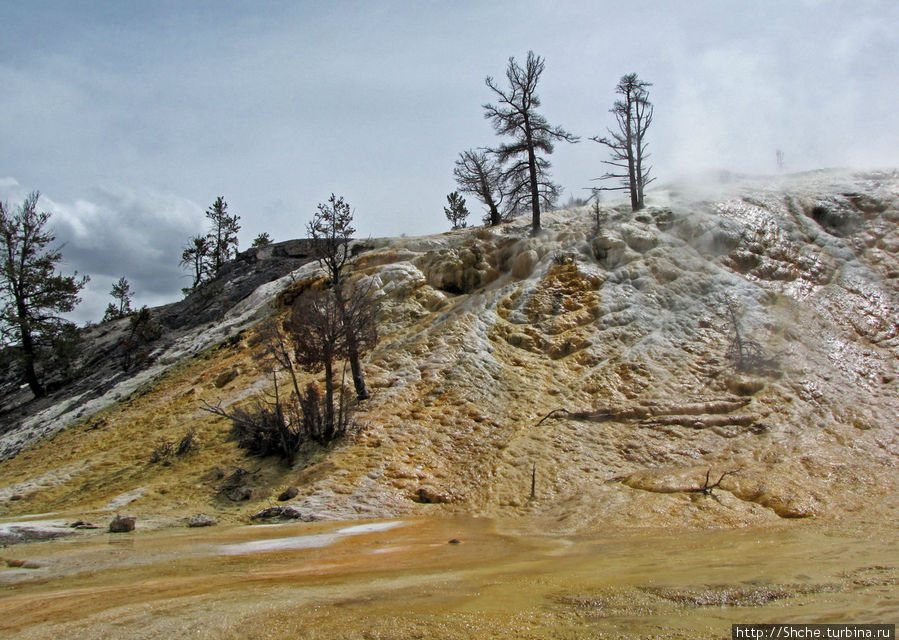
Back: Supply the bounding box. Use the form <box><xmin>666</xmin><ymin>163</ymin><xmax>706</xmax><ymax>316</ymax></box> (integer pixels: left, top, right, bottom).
<box><xmin>218</xmin><ymin>520</ymin><xmax>406</xmax><ymax>554</ymax></box>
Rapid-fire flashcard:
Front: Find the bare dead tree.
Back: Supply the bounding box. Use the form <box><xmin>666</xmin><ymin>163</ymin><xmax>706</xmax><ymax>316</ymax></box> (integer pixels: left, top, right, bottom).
<box><xmin>484</xmin><ymin>51</ymin><xmax>579</xmax><ymax>234</ymax></box>
<box><xmin>307</xmin><ymin>194</ymin><xmax>371</xmax><ymax>399</ymax></box>
<box><xmin>284</xmin><ymin>282</ymin><xmax>376</xmax><ymax>438</ymax></box>
<box><xmin>453</xmin><ymin>149</ymin><xmax>505</xmax><ymax>226</ymax></box>
<box><xmin>592</xmin><ymin>73</ymin><xmax>655</xmax><ymax>211</ymax></box>
<box><xmin>589</xmin><ymin>188</ymin><xmax>606</xmax><ymax>231</ymax></box>
<box><xmin>722</xmin><ymin>294</ymin><xmax>774</xmax><ymax>372</ymax></box>
<box><xmin>285</xmin><ymin>288</ymin><xmax>345</xmax><ymax>434</ymax></box>
<box><xmin>257</xmin><ymin>318</ymin><xmax>303</xmax><ymax>402</ymax></box>
<box><xmin>529</xmin><ymin>462</ymin><xmax>536</xmax><ymax>501</ymax></box>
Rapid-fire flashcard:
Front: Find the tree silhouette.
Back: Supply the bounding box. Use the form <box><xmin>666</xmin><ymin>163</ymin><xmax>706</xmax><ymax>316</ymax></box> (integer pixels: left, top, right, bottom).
<box><xmin>453</xmin><ymin>149</ymin><xmax>504</xmax><ymax>226</ymax></box>
<box><xmin>103</xmin><ymin>276</ymin><xmax>134</xmax><ymax>321</ymax></box>
<box><xmin>0</xmin><ymin>192</ymin><xmax>88</xmax><ymax>397</ymax></box>
<box><xmin>592</xmin><ymin>73</ymin><xmax>654</xmax><ymax>211</ymax></box>
<box><xmin>180</xmin><ymin>234</ymin><xmax>211</xmax><ymax>293</ymax></box>
<box><xmin>444</xmin><ymin>191</ymin><xmax>470</xmax><ymax>229</ymax></box>
<box><xmin>206</xmin><ymin>196</ymin><xmax>240</xmax><ymax>275</ymax></box>
<box><xmin>307</xmin><ymin>194</ymin><xmax>373</xmax><ymax>400</ymax></box>
<box><xmin>484</xmin><ymin>51</ymin><xmax>578</xmax><ymax>233</ymax></box>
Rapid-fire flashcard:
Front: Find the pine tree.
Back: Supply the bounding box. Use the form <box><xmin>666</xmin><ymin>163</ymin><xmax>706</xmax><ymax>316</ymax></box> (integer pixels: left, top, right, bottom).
<box><xmin>251</xmin><ymin>232</ymin><xmax>273</xmax><ymax>248</ymax></box>
<box><xmin>205</xmin><ymin>196</ymin><xmax>240</xmax><ymax>274</ymax></box>
<box><xmin>444</xmin><ymin>191</ymin><xmax>470</xmax><ymax>229</ymax></box>
<box><xmin>453</xmin><ymin>149</ymin><xmax>504</xmax><ymax>226</ymax></box>
<box><xmin>0</xmin><ymin>192</ymin><xmax>89</xmax><ymax>397</ymax></box>
<box><xmin>484</xmin><ymin>51</ymin><xmax>578</xmax><ymax>233</ymax></box>
<box><xmin>104</xmin><ymin>276</ymin><xmax>134</xmax><ymax>319</ymax></box>
<box><xmin>180</xmin><ymin>234</ymin><xmax>211</xmax><ymax>294</ymax></box>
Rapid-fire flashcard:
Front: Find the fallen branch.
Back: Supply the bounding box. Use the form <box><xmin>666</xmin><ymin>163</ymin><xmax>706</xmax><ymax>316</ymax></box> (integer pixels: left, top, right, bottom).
<box><xmin>536</xmin><ymin>406</ymin><xmax>647</xmax><ymax>426</ymax></box>
<box><xmin>644</xmin><ymin>399</ymin><xmax>751</xmax><ymax>416</ymax></box>
<box><xmin>639</xmin><ymin>414</ymin><xmax>758</xmax><ymax>429</ymax></box>
<box><xmin>687</xmin><ymin>468</ymin><xmax>740</xmax><ymax>496</ymax></box>
<box><xmin>535</xmin><ymin>397</ymin><xmax>752</xmax><ymax>428</ymax></box>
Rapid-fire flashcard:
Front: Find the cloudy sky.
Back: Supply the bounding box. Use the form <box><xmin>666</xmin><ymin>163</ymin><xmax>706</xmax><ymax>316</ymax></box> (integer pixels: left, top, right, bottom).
<box><xmin>2</xmin><ymin>1</ymin><xmax>897</xmax><ymax>323</ymax></box>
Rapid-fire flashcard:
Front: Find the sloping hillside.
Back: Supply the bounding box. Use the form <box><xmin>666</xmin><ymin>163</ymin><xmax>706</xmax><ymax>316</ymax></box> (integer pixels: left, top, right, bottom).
<box><xmin>0</xmin><ymin>169</ymin><xmax>896</xmax><ymax>533</ymax></box>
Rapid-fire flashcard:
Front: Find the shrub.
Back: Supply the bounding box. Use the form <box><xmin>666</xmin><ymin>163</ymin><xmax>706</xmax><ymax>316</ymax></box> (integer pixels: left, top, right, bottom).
<box><xmin>149</xmin><ymin>427</ymin><xmax>197</xmax><ymax>464</ymax></box>
<box><xmin>203</xmin><ymin>383</ymin><xmax>351</xmax><ymax>464</ymax></box>
<box><xmin>176</xmin><ymin>427</ymin><xmax>197</xmax><ymax>456</ymax></box>
<box><xmin>149</xmin><ymin>439</ymin><xmax>175</xmax><ymax>465</ymax></box>
<box><xmin>122</xmin><ymin>306</ymin><xmax>162</xmax><ymax>371</ymax></box>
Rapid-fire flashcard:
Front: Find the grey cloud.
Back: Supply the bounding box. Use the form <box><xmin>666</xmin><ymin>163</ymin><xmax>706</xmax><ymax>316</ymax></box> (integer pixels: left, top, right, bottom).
<box><xmin>1</xmin><ymin>178</ymin><xmax>204</xmax><ymax>323</ymax></box>
<box><xmin>2</xmin><ymin>0</ymin><xmax>899</xmax><ymax>318</ymax></box>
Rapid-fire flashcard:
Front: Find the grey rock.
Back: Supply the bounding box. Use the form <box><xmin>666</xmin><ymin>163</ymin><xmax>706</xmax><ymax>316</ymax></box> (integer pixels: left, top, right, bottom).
<box><xmin>108</xmin><ymin>514</ymin><xmax>136</xmax><ymax>533</ymax></box>
<box><xmin>187</xmin><ymin>514</ymin><xmax>217</xmax><ymax>528</ymax></box>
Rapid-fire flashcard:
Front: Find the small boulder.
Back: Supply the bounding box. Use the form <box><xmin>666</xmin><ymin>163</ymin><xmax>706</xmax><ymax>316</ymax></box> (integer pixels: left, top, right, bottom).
<box><xmin>4</xmin><ymin>558</ymin><xmax>42</xmax><ymax>569</ymax></box>
<box><xmin>414</xmin><ymin>486</ymin><xmax>450</xmax><ymax>504</ymax></box>
<box><xmin>225</xmin><ymin>487</ymin><xmax>252</xmax><ymax>502</ymax></box>
<box><xmin>278</xmin><ymin>486</ymin><xmax>299</xmax><ymax>501</ymax></box>
<box><xmin>108</xmin><ymin>514</ymin><xmax>136</xmax><ymax>533</ymax></box>
<box><xmin>621</xmin><ymin>224</ymin><xmax>658</xmax><ymax>253</ymax></box>
<box><xmin>725</xmin><ymin>375</ymin><xmax>765</xmax><ymax>396</ymax></box>
<box><xmin>250</xmin><ymin>506</ymin><xmax>314</xmax><ymax>522</ymax></box>
<box><xmin>188</xmin><ymin>514</ymin><xmax>217</xmax><ymax>528</ymax></box>
<box><xmin>213</xmin><ymin>368</ymin><xmax>239</xmax><ymax>388</ymax></box>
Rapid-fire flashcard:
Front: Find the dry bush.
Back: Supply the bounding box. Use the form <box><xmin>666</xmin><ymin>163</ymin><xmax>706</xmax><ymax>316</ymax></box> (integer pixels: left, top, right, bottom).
<box><xmin>202</xmin><ymin>382</ymin><xmax>352</xmax><ymax>464</ymax></box>
<box><xmin>149</xmin><ymin>427</ymin><xmax>197</xmax><ymax>464</ymax></box>
<box><xmin>149</xmin><ymin>439</ymin><xmax>174</xmax><ymax>465</ymax></box>
<box><xmin>176</xmin><ymin>427</ymin><xmax>197</xmax><ymax>456</ymax></box>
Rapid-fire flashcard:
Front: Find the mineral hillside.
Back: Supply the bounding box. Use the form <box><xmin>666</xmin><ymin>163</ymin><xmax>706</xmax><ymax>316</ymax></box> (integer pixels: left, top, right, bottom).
<box><xmin>0</xmin><ymin>169</ymin><xmax>897</xmax><ymax>533</ymax></box>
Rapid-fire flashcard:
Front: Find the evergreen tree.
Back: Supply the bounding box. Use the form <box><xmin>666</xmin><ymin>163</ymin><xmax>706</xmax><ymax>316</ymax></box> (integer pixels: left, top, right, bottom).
<box><xmin>103</xmin><ymin>276</ymin><xmax>133</xmax><ymax>321</ymax></box>
<box><xmin>484</xmin><ymin>51</ymin><xmax>578</xmax><ymax>233</ymax></box>
<box><xmin>251</xmin><ymin>232</ymin><xmax>273</xmax><ymax>248</ymax></box>
<box><xmin>0</xmin><ymin>192</ymin><xmax>89</xmax><ymax>397</ymax></box>
<box><xmin>453</xmin><ymin>149</ymin><xmax>504</xmax><ymax>226</ymax></box>
<box><xmin>444</xmin><ymin>191</ymin><xmax>470</xmax><ymax>230</ymax></box>
<box><xmin>205</xmin><ymin>196</ymin><xmax>240</xmax><ymax>274</ymax></box>
<box><xmin>179</xmin><ymin>234</ymin><xmax>211</xmax><ymax>294</ymax></box>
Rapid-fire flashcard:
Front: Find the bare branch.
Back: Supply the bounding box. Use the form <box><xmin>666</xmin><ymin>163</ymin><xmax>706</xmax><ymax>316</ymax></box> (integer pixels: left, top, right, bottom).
<box><xmin>592</xmin><ymin>73</ymin><xmax>654</xmax><ymax>211</ymax></box>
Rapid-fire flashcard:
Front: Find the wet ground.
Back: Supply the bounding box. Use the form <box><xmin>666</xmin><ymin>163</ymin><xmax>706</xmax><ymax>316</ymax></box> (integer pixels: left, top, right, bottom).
<box><xmin>1</xmin><ymin>515</ymin><xmax>896</xmax><ymax>639</ymax></box>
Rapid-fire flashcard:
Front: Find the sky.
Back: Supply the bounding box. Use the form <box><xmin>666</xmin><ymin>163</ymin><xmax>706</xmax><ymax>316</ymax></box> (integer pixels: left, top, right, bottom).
<box><xmin>1</xmin><ymin>0</ymin><xmax>898</xmax><ymax>323</ymax></box>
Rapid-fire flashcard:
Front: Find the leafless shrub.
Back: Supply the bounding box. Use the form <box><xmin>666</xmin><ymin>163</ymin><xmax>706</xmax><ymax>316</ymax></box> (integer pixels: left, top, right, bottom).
<box><xmin>723</xmin><ymin>295</ymin><xmax>779</xmax><ymax>373</ymax></box>
<box><xmin>221</xmin><ymin>467</ymin><xmax>249</xmax><ymax>490</ymax></box>
<box><xmin>176</xmin><ymin>427</ymin><xmax>196</xmax><ymax>456</ymax></box>
<box><xmin>217</xmin><ymin>466</ymin><xmax>256</xmax><ymax>501</ymax></box>
<box><xmin>688</xmin><ymin>468</ymin><xmax>740</xmax><ymax>496</ymax></box>
<box><xmin>201</xmin><ymin>381</ymin><xmax>352</xmax><ymax>464</ymax></box>
<box><xmin>149</xmin><ymin>439</ymin><xmax>174</xmax><ymax>464</ymax></box>
<box><xmin>150</xmin><ymin>427</ymin><xmax>197</xmax><ymax>464</ymax></box>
